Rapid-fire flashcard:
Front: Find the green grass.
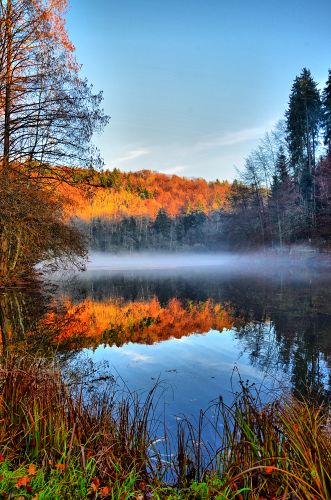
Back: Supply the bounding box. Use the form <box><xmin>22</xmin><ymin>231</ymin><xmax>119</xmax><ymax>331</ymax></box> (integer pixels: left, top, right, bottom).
<box><xmin>0</xmin><ymin>459</ymin><xmax>96</xmax><ymax>499</ymax></box>
<box><xmin>0</xmin><ymin>354</ymin><xmax>330</xmax><ymax>499</ymax></box>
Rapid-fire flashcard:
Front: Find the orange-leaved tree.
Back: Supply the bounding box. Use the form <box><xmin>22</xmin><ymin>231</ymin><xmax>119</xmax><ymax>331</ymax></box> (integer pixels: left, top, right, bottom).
<box><xmin>0</xmin><ymin>0</ymin><xmax>108</xmax><ymax>282</ymax></box>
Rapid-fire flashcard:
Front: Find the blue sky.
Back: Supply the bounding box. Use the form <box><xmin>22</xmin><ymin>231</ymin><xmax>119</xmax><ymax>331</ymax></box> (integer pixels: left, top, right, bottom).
<box><xmin>67</xmin><ymin>0</ymin><xmax>331</xmax><ymax>180</ymax></box>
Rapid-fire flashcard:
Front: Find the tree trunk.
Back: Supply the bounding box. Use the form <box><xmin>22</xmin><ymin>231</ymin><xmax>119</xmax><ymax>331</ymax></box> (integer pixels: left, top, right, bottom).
<box><xmin>3</xmin><ymin>0</ymin><xmax>13</xmax><ymax>171</ymax></box>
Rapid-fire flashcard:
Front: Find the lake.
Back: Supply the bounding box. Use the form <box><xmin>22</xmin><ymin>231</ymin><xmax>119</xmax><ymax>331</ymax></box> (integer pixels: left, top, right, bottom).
<box><xmin>1</xmin><ymin>251</ymin><xmax>330</xmax><ymax>432</ymax></box>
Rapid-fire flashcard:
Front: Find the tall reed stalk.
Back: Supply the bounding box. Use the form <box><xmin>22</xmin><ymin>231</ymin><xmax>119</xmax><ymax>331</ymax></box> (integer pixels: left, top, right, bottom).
<box><xmin>0</xmin><ymin>354</ymin><xmax>330</xmax><ymax>498</ymax></box>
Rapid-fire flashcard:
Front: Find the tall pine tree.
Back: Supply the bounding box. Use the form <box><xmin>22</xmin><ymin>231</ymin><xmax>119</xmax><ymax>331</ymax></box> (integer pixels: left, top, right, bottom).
<box><xmin>286</xmin><ymin>68</ymin><xmax>322</xmax><ymax>213</ymax></box>
<box><xmin>286</xmin><ymin>69</ymin><xmax>321</xmax><ymax>176</ymax></box>
<box><xmin>322</xmin><ymin>70</ymin><xmax>331</xmax><ymax>153</ymax></box>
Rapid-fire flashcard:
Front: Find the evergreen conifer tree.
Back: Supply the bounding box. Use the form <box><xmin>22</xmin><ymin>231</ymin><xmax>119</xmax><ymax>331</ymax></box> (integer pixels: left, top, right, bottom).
<box><xmin>322</xmin><ymin>70</ymin><xmax>331</xmax><ymax>153</ymax></box>
<box><xmin>286</xmin><ymin>68</ymin><xmax>322</xmax><ymax>210</ymax></box>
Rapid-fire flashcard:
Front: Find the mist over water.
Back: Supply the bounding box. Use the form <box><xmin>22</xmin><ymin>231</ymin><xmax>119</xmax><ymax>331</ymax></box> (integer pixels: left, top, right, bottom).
<box><xmin>57</xmin><ymin>247</ymin><xmax>330</xmax><ymax>423</ymax></box>
<box><xmin>83</xmin><ymin>248</ymin><xmax>331</xmax><ymax>281</ymax></box>
<box><xmin>5</xmin><ymin>247</ymin><xmax>331</xmax><ymax>431</ymax></box>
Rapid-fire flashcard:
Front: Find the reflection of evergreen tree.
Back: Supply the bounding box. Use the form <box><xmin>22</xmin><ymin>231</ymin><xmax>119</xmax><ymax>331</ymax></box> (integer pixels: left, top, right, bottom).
<box><xmin>63</xmin><ymin>270</ymin><xmax>331</xmax><ymax>403</ymax></box>
<box><xmin>224</xmin><ymin>276</ymin><xmax>331</xmax><ymax>400</ymax></box>
<box><xmin>4</xmin><ymin>271</ymin><xmax>328</xmax><ymax>401</ymax></box>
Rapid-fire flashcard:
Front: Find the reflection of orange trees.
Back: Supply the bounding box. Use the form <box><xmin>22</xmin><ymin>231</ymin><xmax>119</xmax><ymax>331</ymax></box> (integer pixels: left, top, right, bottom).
<box><xmin>44</xmin><ymin>297</ymin><xmax>235</xmax><ymax>349</ymax></box>
<box><xmin>57</xmin><ymin>169</ymin><xmax>232</xmax><ymax>220</ymax></box>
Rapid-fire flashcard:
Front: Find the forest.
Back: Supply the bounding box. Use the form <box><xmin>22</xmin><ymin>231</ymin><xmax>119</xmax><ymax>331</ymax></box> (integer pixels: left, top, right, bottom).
<box><xmin>63</xmin><ymin>68</ymin><xmax>331</xmax><ymax>253</ymax></box>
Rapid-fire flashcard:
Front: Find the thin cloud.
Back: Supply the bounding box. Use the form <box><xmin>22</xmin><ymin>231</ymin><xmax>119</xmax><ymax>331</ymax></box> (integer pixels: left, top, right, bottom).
<box><xmin>114</xmin><ymin>148</ymin><xmax>149</xmax><ymax>165</ymax></box>
<box><xmin>195</xmin><ymin>121</ymin><xmax>277</xmax><ymax>151</ymax></box>
<box><xmin>159</xmin><ymin>165</ymin><xmax>187</xmax><ymax>175</ymax></box>
<box><xmin>121</xmin><ymin>350</ymin><xmax>153</xmax><ymax>363</ymax></box>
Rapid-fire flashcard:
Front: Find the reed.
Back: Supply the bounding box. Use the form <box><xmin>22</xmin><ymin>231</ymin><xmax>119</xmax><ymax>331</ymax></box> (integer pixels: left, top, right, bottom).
<box><xmin>0</xmin><ymin>355</ymin><xmax>330</xmax><ymax>499</ymax></box>
<box><xmin>175</xmin><ymin>381</ymin><xmax>331</xmax><ymax>499</ymax></box>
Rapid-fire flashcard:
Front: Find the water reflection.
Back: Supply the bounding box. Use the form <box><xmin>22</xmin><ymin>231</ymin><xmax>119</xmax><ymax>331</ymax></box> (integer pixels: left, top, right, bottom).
<box><xmin>0</xmin><ymin>286</ymin><xmax>49</xmax><ymax>355</ymax></box>
<box><xmin>58</xmin><ymin>267</ymin><xmax>331</xmax><ymax>402</ymax></box>
<box><xmin>1</xmin><ymin>264</ymin><xmax>330</xmax><ymax>403</ymax></box>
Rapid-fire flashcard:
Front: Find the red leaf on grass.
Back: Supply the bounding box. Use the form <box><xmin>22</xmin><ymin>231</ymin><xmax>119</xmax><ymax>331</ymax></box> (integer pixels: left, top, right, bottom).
<box><xmin>91</xmin><ymin>477</ymin><xmax>100</xmax><ymax>492</ymax></box>
<box><xmin>16</xmin><ymin>476</ymin><xmax>31</xmax><ymax>488</ymax></box>
<box><xmin>55</xmin><ymin>463</ymin><xmax>66</xmax><ymax>472</ymax></box>
<box><xmin>100</xmin><ymin>486</ymin><xmax>111</xmax><ymax>497</ymax></box>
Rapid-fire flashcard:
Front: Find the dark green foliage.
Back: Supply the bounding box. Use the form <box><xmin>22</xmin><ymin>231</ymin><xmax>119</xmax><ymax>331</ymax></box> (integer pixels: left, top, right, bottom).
<box><xmin>322</xmin><ymin>69</ymin><xmax>331</xmax><ymax>152</ymax></box>
<box><xmin>286</xmin><ymin>68</ymin><xmax>322</xmax><ymax>214</ymax></box>
<box><xmin>274</xmin><ymin>146</ymin><xmax>289</xmax><ymax>187</ymax></box>
<box><xmin>286</xmin><ymin>68</ymin><xmax>322</xmax><ymax>173</ymax></box>
<box><xmin>80</xmin><ymin>210</ymin><xmax>224</xmax><ymax>252</ymax></box>
<box><xmin>154</xmin><ymin>209</ymin><xmax>171</xmax><ymax>235</ymax></box>
<box><xmin>138</xmin><ymin>187</ymin><xmax>154</xmax><ymax>199</ymax></box>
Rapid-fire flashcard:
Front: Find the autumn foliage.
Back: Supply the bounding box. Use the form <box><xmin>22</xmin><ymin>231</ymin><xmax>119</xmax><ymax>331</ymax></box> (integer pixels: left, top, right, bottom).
<box><xmin>41</xmin><ymin>296</ymin><xmax>235</xmax><ymax>349</ymax></box>
<box><xmin>60</xmin><ymin>168</ymin><xmax>232</xmax><ymax>220</ymax></box>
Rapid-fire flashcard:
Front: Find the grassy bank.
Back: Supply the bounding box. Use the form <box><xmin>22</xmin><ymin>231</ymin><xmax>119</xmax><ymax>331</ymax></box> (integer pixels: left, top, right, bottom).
<box><xmin>0</xmin><ymin>355</ymin><xmax>330</xmax><ymax>499</ymax></box>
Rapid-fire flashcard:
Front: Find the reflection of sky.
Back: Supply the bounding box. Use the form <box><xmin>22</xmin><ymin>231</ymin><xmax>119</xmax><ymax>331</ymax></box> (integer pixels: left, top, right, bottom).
<box><xmin>84</xmin><ymin>330</ymin><xmax>285</xmax><ymax>426</ymax></box>
<box><xmin>60</xmin><ymin>260</ymin><xmax>331</xmax><ymax>433</ymax></box>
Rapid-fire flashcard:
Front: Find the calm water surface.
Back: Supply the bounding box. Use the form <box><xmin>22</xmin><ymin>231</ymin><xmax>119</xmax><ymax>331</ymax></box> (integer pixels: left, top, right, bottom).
<box><xmin>1</xmin><ymin>252</ymin><xmax>330</xmax><ymax>428</ymax></box>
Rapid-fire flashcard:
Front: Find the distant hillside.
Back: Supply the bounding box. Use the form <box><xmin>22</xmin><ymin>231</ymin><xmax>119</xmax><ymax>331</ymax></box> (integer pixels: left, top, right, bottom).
<box><xmin>61</xmin><ymin>168</ymin><xmax>232</xmax><ymax>221</ymax></box>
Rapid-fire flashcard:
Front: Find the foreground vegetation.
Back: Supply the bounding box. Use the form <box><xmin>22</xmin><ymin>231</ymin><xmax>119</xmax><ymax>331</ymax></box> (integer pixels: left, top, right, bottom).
<box><xmin>0</xmin><ymin>354</ymin><xmax>330</xmax><ymax>499</ymax></box>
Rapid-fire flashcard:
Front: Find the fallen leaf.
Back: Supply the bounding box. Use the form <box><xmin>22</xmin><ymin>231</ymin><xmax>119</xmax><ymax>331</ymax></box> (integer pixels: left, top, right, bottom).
<box><xmin>55</xmin><ymin>463</ymin><xmax>66</xmax><ymax>472</ymax></box>
<box><xmin>100</xmin><ymin>486</ymin><xmax>111</xmax><ymax>497</ymax></box>
<box><xmin>28</xmin><ymin>464</ymin><xmax>37</xmax><ymax>476</ymax></box>
<box><xmin>91</xmin><ymin>477</ymin><xmax>100</xmax><ymax>492</ymax></box>
<box><xmin>0</xmin><ymin>453</ymin><xmax>4</xmax><ymax>463</ymax></box>
<box><xmin>16</xmin><ymin>476</ymin><xmax>31</xmax><ymax>488</ymax></box>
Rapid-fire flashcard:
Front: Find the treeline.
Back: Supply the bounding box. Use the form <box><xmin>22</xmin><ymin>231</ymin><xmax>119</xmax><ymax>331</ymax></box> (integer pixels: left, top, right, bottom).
<box><xmin>77</xmin><ymin>209</ymin><xmax>224</xmax><ymax>251</ymax></box>
<box><xmin>77</xmin><ymin>68</ymin><xmax>331</xmax><ymax>252</ymax></box>
<box><xmin>222</xmin><ymin>68</ymin><xmax>331</xmax><ymax>248</ymax></box>
<box><xmin>68</xmin><ymin>169</ymin><xmax>231</xmax><ymax>251</ymax></box>
<box><xmin>64</xmin><ymin>168</ymin><xmax>231</xmax><ymax>219</ymax></box>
